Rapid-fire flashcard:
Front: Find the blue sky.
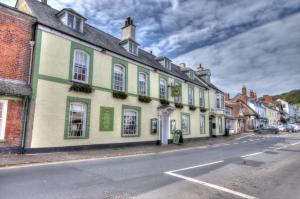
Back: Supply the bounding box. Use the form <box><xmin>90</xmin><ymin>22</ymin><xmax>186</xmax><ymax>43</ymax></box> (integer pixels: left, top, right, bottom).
<box><xmin>1</xmin><ymin>0</ymin><xmax>300</xmax><ymax>97</ymax></box>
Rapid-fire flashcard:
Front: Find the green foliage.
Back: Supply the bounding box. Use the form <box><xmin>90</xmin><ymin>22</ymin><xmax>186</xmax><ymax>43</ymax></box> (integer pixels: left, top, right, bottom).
<box><xmin>138</xmin><ymin>95</ymin><xmax>152</xmax><ymax>103</ymax></box>
<box><xmin>189</xmin><ymin>105</ymin><xmax>197</xmax><ymax>111</ymax></box>
<box><xmin>112</xmin><ymin>91</ymin><xmax>128</xmax><ymax>99</ymax></box>
<box><xmin>175</xmin><ymin>103</ymin><xmax>184</xmax><ymax>109</ymax></box>
<box><xmin>200</xmin><ymin>107</ymin><xmax>207</xmax><ymax>112</ymax></box>
<box><xmin>69</xmin><ymin>83</ymin><xmax>93</xmax><ymax>93</ymax></box>
<box><xmin>272</xmin><ymin>89</ymin><xmax>300</xmax><ymax>105</ymax></box>
<box><xmin>160</xmin><ymin>99</ymin><xmax>170</xmax><ymax>106</ymax></box>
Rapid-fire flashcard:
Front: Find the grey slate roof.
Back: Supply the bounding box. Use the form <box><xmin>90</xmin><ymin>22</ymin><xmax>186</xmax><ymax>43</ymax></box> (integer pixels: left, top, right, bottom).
<box><xmin>0</xmin><ymin>78</ymin><xmax>31</xmax><ymax>96</ymax></box>
<box><xmin>24</xmin><ymin>0</ymin><xmax>224</xmax><ymax>91</ymax></box>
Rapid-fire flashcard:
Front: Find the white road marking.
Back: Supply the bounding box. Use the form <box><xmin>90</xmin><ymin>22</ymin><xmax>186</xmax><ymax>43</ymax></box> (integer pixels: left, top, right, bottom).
<box><xmin>166</xmin><ymin>160</ymin><xmax>224</xmax><ymax>173</ymax></box>
<box><xmin>240</xmin><ymin>152</ymin><xmax>264</xmax><ymax>158</ymax></box>
<box><xmin>165</xmin><ymin>171</ymin><xmax>258</xmax><ymax>199</ymax></box>
<box><xmin>234</xmin><ymin>142</ymin><xmax>239</xmax><ymax>145</ymax></box>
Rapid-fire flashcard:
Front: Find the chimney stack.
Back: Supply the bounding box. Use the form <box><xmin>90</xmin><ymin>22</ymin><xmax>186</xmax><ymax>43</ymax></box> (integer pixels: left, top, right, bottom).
<box><xmin>121</xmin><ymin>17</ymin><xmax>136</xmax><ymax>41</ymax></box>
<box><xmin>263</xmin><ymin>95</ymin><xmax>272</xmax><ymax>103</ymax></box>
<box><xmin>224</xmin><ymin>93</ymin><xmax>230</xmax><ymax>101</ymax></box>
<box><xmin>242</xmin><ymin>85</ymin><xmax>247</xmax><ymax>96</ymax></box>
<box><xmin>250</xmin><ymin>89</ymin><xmax>255</xmax><ymax>98</ymax></box>
<box><xmin>41</xmin><ymin>0</ymin><xmax>47</xmax><ymax>4</ymax></box>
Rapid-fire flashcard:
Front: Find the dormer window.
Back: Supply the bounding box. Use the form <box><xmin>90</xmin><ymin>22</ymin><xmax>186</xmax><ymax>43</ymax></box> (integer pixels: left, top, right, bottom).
<box><xmin>156</xmin><ymin>57</ymin><xmax>172</xmax><ymax>70</ymax></box>
<box><xmin>57</xmin><ymin>9</ymin><xmax>86</xmax><ymax>33</ymax></box>
<box><xmin>67</xmin><ymin>13</ymin><xmax>82</xmax><ymax>32</ymax></box>
<box><xmin>120</xmin><ymin>39</ymin><xmax>139</xmax><ymax>56</ymax></box>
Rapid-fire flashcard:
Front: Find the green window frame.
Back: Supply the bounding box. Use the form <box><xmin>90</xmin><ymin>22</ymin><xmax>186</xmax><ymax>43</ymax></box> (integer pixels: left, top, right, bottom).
<box><xmin>64</xmin><ymin>96</ymin><xmax>91</xmax><ymax>139</ymax></box>
<box><xmin>159</xmin><ymin>74</ymin><xmax>168</xmax><ymax>100</ymax></box>
<box><xmin>181</xmin><ymin>113</ymin><xmax>191</xmax><ymax>135</ymax></box>
<box><xmin>69</xmin><ymin>41</ymin><xmax>94</xmax><ymax>85</ymax></box>
<box><xmin>137</xmin><ymin>67</ymin><xmax>150</xmax><ymax>96</ymax></box>
<box><xmin>121</xmin><ymin>105</ymin><xmax>141</xmax><ymax>137</ymax></box>
<box><xmin>111</xmin><ymin>57</ymin><xmax>128</xmax><ymax>92</ymax></box>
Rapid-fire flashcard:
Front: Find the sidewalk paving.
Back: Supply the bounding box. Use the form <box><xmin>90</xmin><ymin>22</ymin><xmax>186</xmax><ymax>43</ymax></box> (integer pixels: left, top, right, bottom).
<box><xmin>0</xmin><ymin>133</ymin><xmax>252</xmax><ymax>168</ymax></box>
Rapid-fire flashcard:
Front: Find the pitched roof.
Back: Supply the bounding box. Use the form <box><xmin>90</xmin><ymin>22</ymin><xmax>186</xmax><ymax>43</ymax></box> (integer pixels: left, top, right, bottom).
<box><xmin>21</xmin><ymin>0</ymin><xmax>224</xmax><ymax>90</ymax></box>
<box><xmin>0</xmin><ymin>78</ymin><xmax>31</xmax><ymax>96</ymax></box>
<box><xmin>225</xmin><ymin>99</ymin><xmax>258</xmax><ymax>119</ymax></box>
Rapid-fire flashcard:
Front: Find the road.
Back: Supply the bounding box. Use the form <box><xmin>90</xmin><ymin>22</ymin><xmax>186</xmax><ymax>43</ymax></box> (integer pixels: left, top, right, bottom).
<box><xmin>1</xmin><ymin>133</ymin><xmax>300</xmax><ymax>199</ymax></box>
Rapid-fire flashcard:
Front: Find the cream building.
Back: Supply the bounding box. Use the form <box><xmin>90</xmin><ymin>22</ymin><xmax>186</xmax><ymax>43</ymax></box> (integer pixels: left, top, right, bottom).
<box><xmin>265</xmin><ymin>105</ymin><xmax>280</xmax><ymax>126</ymax></box>
<box><xmin>17</xmin><ymin>0</ymin><xmax>225</xmax><ymax>151</ymax></box>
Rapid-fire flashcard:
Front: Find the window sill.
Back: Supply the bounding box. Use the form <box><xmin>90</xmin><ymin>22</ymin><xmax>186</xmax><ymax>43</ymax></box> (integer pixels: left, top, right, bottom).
<box><xmin>121</xmin><ymin>134</ymin><xmax>140</xmax><ymax>137</ymax></box>
<box><xmin>64</xmin><ymin>136</ymin><xmax>89</xmax><ymax>140</ymax></box>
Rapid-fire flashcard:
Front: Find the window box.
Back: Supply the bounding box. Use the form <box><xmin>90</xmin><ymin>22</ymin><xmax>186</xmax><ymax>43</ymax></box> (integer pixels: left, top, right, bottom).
<box><xmin>200</xmin><ymin>107</ymin><xmax>207</xmax><ymax>112</ymax></box>
<box><xmin>138</xmin><ymin>95</ymin><xmax>152</xmax><ymax>103</ymax></box>
<box><xmin>112</xmin><ymin>90</ymin><xmax>128</xmax><ymax>99</ymax></box>
<box><xmin>160</xmin><ymin>99</ymin><xmax>170</xmax><ymax>106</ymax></box>
<box><xmin>189</xmin><ymin>105</ymin><xmax>197</xmax><ymax>111</ymax></box>
<box><xmin>175</xmin><ymin>102</ymin><xmax>184</xmax><ymax>109</ymax></box>
<box><xmin>69</xmin><ymin>82</ymin><xmax>93</xmax><ymax>93</ymax></box>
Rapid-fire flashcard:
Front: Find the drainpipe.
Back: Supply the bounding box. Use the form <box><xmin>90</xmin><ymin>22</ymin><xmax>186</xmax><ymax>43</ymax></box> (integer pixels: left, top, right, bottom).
<box><xmin>20</xmin><ymin>96</ymin><xmax>29</xmax><ymax>154</ymax></box>
<box><xmin>28</xmin><ymin>41</ymin><xmax>35</xmax><ymax>84</ymax></box>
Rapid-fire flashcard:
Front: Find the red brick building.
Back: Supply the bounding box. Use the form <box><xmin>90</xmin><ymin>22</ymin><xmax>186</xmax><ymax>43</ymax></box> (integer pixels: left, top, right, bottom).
<box><xmin>0</xmin><ymin>3</ymin><xmax>35</xmax><ymax>152</ymax></box>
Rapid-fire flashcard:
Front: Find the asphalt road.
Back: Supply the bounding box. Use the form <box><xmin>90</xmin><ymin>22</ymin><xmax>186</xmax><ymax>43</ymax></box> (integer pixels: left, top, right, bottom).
<box><xmin>1</xmin><ymin>133</ymin><xmax>300</xmax><ymax>199</ymax></box>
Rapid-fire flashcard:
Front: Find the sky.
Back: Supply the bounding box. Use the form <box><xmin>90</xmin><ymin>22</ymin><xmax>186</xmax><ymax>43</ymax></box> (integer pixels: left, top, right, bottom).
<box><xmin>1</xmin><ymin>0</ymin><xmax>300</xmax><ymax>97</ymax></box>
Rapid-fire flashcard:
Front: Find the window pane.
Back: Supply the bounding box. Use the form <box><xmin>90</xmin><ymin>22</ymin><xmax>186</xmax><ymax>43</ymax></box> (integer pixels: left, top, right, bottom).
<box><xmin>75</xmin><ymin>17</ymin><xmax>81</xmax><ymax>31</ymax></box>
<box><xmin>174</xmin><ymin>82</ymin><xmax>181</xmax><ymax>103</ymax></box>
<box><xmin>139</xmin><ymin>73</ymin><xmax>147</xmax><ymax>96</ymax></box>
<box><xmin>73</xmin><ymin>50</ymin><xmax>89</xmax><ymax>83</ymax></box>
<box><xmin>182</xmin><ymin>115</ymin><xmax>190</xmax><ymax>134</ymax></box>
<box><xmin>200</xmin><ymin>115</ymin><xmax>205</xmax><ymax>134</ymax></box>
<box><xmin>114</xmin><ymin>65</ymin><xmax>125</xmax><ymax>91</ymax></box>
<box><xmin>68</xmin><ymin>14</ymin><xmax>74</xmax><ymax>28</ymax></box>
<box><xmin>200</xmin><ymin>90</ymin><xmax>205</xmax><ymax>107</ymax></box>
<box><xmin>160</xmin><ymin>79</ymin><xmax>167</xmax><ymax>99</ymax></box>
<box><xmin>123</xmin><ymin>109</ymin><xmax>138</xmax><ymax>136</ymax></box>
<box><xmin>188</xmin><ymin>87</ymin><xmax>194</xmax><ymax>105</ymax></box>
<box><xmin>68</xmin><ymin>103</ymin><xmax>87</xmax><ymax>137</ymax></box>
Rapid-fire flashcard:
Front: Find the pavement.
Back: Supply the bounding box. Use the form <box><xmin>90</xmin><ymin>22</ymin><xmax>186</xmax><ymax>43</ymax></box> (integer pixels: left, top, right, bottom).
<box><xmin>1</xmin><ymin>132</ymin><xmax>300</xmax><ymax>199</ymax></box>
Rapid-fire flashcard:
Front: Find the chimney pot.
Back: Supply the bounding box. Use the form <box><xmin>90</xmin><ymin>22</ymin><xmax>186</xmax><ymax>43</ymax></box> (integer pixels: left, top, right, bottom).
<box><xmin>242</xmin><ymin>85</ymin><xmax>247</xmax><ymax>96</ymax></box>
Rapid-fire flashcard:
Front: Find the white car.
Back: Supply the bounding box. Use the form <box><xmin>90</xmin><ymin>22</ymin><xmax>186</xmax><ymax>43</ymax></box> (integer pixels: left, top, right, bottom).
<box><xmin>290</xmin><ymin>124</ymin><xmax>300</xmax><ymax>132</ymax></box>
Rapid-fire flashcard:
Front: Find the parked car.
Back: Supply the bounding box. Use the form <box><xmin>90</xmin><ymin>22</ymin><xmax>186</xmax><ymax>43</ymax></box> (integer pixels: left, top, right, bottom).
<box><xmin>290</xmin><ymin>124</ymin><xmax>300</xmax><ymax>132</ymax></box>
<box><xmin>254</xmin><ymin>126</ymin><xmax>279</xmax><ymax>134</ymax></box>
<box><xmin>278</xmin><ymin>124</ymin><xmax>295</xmax><ymax>132</ymax></box>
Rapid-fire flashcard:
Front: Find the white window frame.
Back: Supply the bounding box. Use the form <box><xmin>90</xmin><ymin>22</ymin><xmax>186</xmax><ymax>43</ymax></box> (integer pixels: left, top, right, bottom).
<box><xmin>0</xmin><ymin>100</ymin><xmax>8</xmax><ymax>140</ymax></box>
<box><xmin>200</xmin><ymin>115</ymin><xmax>206</xmax><ymax>134</ymax></box>
<box><xmin>181</xmin><ymin>114</ymin><xmax>190</xmax><ymax>135</ymax></box>
<box><xmin>199</xmin><ymin>89</ymin><xmax>205</xmax><ymax>107</ymax></box>
<box><xmin>67</xmin><ymin>13</ymin><xmax>82</xmax><ymax>32</ymax></box>
<box><xmin>72</xmin><ymin>49</ymin><xmax>89</xmax><ymax>84</ymax></box>
<box><xmin>113</xmin><ymin>64</ymin><xmax>126</xmax><ymax>92</ymax></box>
<box><xmin>188</xmin><ymin>87</ymin><xmax>194</xmax><ymax>105</ymax></box>
<box><xmin>68</xmin><ymin>102</ymin><xmax>87</xmax><ymax>138</ymax></box>
<box><xmin>138</xmin><ymin>72</ymin><xmax>148</xmax><ymax>96</ymax></box>
<box><xmin>123</xmin><ymin>109</ymin><xmax>139</xmax><ymax>136</ymax></box>
<box><xmin>159</xmin><ymin>78</ymin><xmax>167</xmax><ymax>100</ymax></box>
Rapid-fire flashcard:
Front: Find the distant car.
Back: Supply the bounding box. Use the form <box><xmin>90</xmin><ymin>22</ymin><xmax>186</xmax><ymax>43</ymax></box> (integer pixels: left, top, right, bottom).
<box><xmin>254</xmin><ymin>126</ymin><xmax>279</xmax><ymax>134</ymax></box>
<box><xmin>278</xmin><ymin>124</ymin><xmax>295</xmax><ymax>132</ymax></box>
<box><xmin>290</xmin><ymin>124</ymin><xmax>300</xmax><ymax>132</ymax></box>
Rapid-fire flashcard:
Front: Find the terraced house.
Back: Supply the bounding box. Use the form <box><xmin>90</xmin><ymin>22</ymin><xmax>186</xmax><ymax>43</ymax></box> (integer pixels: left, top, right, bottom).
<box><xmin>16</xmin><ymin>0</ymin><xmax>225</xmax><ymax>152</ymax></box>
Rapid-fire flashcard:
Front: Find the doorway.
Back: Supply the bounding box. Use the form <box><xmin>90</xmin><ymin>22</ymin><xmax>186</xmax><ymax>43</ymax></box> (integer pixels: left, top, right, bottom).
<box><xmin>158</xmin><ymin>106</ymin><xmax>175</xmax><ymax>145</ymax></box>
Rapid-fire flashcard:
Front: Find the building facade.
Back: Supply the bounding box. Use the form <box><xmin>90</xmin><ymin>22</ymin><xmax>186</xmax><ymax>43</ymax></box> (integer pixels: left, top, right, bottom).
<box><xmin>0</xmin><ymin>3</ymin><xmax>35</xmax><ymax>152</ymax></box>
<box><xmin>16</xmin><ymin>0</ymin><xmax>225</xmax><ymax>151</ymax></box>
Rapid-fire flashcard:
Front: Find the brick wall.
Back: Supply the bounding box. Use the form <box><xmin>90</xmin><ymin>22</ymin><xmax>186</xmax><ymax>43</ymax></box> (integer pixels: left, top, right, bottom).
<box><xmin>2</xmin><ymin>100</ymin><xmax>23</xmax><ymax>147</ymax></box>
<box><xmin>0</xmin><ymin>5</ymin><xmax>35</xmax><ymax>82</ymax></box>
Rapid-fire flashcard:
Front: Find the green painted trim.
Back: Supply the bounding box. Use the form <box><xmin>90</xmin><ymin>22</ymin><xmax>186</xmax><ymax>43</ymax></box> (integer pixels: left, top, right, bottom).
<box><xmin>99</xmin><ymin>106</ymin><xmax>114</xmax><ymax>131</ymax></box>
<box><xmin>32</xmin><ymin>29</ymin><xmax>43</xmax><ymax>99</ymax></box>
<box><xmin>188</xmin><ymin>85</ymin><xmax>195</xmax><ymax>105</ymax></box>
<box><xmin>181</xmin><ymin>112</ymin><xmax>191</xmax><ymax>135</ymax></box>
<box><xmin>158</xmin><ymin>74</ymin><xmax>169</xmax><ymax>100</ymax></box>
<box><xmin>121</xmin><ymin>105</ymin><xmax>141</xmax><ymax>137</ymax></box>
<box><xmin>0</xmin><ymin>140</ymin><xmax>5</xmax><ymax>144</ymax></box>
<box><xmin>111</xmin><ymin>57</ymin><xmax>128</xmax><ymax>92</ymax></box>
<box><xmin>69</xmin><ymin>41</ymin><xmax>94</xmax><ymax>85</ymax></box>
<box><xmin>37</xmin><ymin>74</ymin><xmax>205</xmax><ymax>108</ymax></box>
<box><xmin>137</xmin><ymin>66</ymin><xmax>150</xmax><ymax>96</ymax></box>
<box><xmin>64</xmin><ymin>96</ymin><xmax>91</xmax><ymax>139</ymax></box>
